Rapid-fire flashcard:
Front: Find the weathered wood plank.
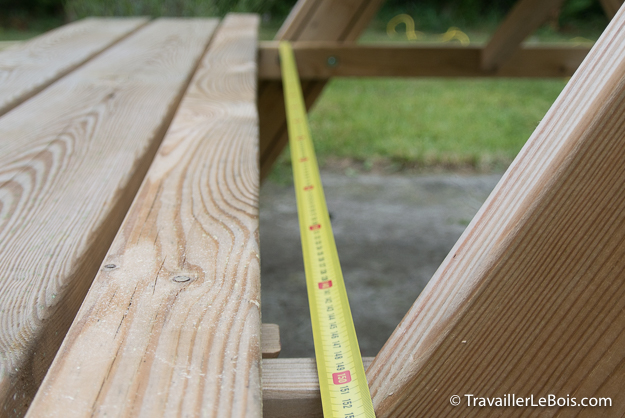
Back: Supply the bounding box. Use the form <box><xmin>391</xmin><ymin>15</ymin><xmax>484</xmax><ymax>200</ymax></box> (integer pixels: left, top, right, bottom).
<box><xmin>481</xmin><ymin>0</ymin><xmax>566</xmax><ymax>71</ymax></box>
<box><xmin>0</xmin><ymin>18</ymin><xmax>218</xmax><ymax>417</ymax></box>
<box><xmin>258</xmin><ymin>42</ymin><xmax>590</xmax><ymax>79</ymax></box>
<box><xmin>276</xmin><ymin>0</ymin><xmax>381</xmax><ymax>41</ymax></box>
<box><xmin>27</xmin><ymin>14</ymin><xmax>260</xmax><ymax>418</ymax></box>
<box><xmin>258</xmin><ymin>0</ymin><xmax>385</xmax><ymax>181</ymax></box>
<box><xmin>261</xmin><ymin>324</ymin><xmax>281</xmax><ymax>359</ymax></box>
<box><xmin>367</xmin><ymin>8</ymin><xmax>625</xmax><ymax>417</ymax></box>
<box><xmin>262</xmin><ymin>358</ymin><xmax>373</xmax><ymax>418</ymax></box>
<box><xmin>0</xmin><ymin>18</ymin><xmax>147</xmax><ymax>117</ymax></box>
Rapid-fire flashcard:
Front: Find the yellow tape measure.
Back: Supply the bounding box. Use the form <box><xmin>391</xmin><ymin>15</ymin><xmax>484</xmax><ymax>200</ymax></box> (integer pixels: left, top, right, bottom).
<box><xmin>279</xmin><ymin>42</ymin><xmax>376</xmax><ymax>418</ymax></box>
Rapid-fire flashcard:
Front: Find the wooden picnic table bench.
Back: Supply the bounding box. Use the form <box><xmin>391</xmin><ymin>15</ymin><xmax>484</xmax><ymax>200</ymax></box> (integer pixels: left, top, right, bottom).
<box><xmin>0</xmin><ymin>13</ymin><xmax>267</xmax><ymax>417</ymax></box>
<box><xmin>2</xmin><ymin>1</ymin><xmax>625</xmax><ymax>416</ymax></box>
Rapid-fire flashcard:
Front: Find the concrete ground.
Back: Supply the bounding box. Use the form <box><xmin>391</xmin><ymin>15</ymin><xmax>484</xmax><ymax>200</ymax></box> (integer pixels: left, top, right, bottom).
<box><xmin>260</xmin><ymin>172</ymin><xmax>503</xmax><ymax>358</ymax></box>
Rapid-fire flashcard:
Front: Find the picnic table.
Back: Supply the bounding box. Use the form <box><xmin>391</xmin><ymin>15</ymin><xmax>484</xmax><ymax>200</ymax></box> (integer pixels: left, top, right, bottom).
<box><xmin>2</xmin><ymin>2</ymin><xmax>625</xmax><ymax>417</ymax></box>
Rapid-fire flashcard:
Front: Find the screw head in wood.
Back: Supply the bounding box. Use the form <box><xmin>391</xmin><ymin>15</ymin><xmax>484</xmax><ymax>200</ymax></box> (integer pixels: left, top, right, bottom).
<box><xmin>172</xmin><ymin>275</ymin><xmax>192</xmax><ymax>283</ymax></box>
<box><xmin>327</xmin><ymin>56</ymin><xmax>338</xmax><ymax>67</ymax></box>
<box><xmin>103</xmin><ymin>264</ymin><xmax>117</xmax><ymax>271</ymax></box>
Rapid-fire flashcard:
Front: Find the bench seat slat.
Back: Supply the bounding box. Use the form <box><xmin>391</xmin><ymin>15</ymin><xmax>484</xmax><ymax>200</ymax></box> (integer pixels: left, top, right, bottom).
<box><xmin>27</xmin><ymin>14</ymin><xmax>261</xmax><ymax>418</ymax></box>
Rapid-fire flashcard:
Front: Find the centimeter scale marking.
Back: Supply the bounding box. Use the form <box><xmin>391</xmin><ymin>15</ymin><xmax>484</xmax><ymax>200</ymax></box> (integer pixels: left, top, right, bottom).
<box><xmin>279</xmin><ymin>42</ymin><xmax>376</xmax><ymax>418</ymax></box>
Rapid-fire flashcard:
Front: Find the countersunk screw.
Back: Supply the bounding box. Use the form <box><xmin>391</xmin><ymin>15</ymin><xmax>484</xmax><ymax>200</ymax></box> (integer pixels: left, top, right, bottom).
<box><xmin>172</xmin><ymin>275</ymin><xmax>192</xmax><ymax>283</ymax></box>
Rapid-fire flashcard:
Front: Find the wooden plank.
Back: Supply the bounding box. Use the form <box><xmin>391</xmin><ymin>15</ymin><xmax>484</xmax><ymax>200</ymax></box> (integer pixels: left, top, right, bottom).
<box><xmin>258</xmin><ymin>0</ymin><xmax>385</xmax><ymax>181</ymax></box>
<box><xmin>599</xmin><ymin>0</ymin><xmax>623</xmax><ymax>18</ymax></box>
<box><xmin>367</xmin><ymin>8</ymin><xmax>625</xmax><ymax>417</ymax></box>
<box><xmin>0</xmin><ymin>18</ymin><xmax>148</xmax><ymax>117</ymax></box>
<box><xmin>277</xmin><ymin>0</ymin><xmax>382</xmax><ymax>41</ymax></box>
<box><xmin>258</xmin><ymin>42</ymin><xmax>590</xmax><ymax>79</ymax></box>
<box><xmin>0</xmin><ymin>18</ymin><xmax>218</xmax><ymax>417</ymax></box>
<box><xmin>261</xmin><ymin>324</ymin><xmax>281</xmax><ymax>359</ymax></box>
<box><xmin>481</xmin><ymin>0</ymin><xmax>566</xmax><ymax>71</ymax></box>
<box><xmin>262</xmin><ymin>358</ymin><xmax>374</xmax><ymax>418</ymax></box>
<box><xmin>27</xmin><ymin>14</ymin><xmax>260</xmax><ymax>418</ymax></box>
<box><xmin>0</xmin><ymin>41</ymin><xmax>21</xmax><ymax>52</ymax></box>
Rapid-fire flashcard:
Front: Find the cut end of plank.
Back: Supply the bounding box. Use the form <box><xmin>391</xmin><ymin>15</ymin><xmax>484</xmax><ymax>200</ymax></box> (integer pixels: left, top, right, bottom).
<box><xmin>262</xmin><ymin>323</ymin><xmax>282</xmax><ymax>358</ymax></box>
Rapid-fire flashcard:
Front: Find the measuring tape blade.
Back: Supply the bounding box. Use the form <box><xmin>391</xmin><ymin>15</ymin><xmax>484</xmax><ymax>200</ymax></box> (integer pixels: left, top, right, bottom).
<box><xmin>279</xmin><ymin>41</ymin><xmax>376</xmax><ymax>418</ymax></box>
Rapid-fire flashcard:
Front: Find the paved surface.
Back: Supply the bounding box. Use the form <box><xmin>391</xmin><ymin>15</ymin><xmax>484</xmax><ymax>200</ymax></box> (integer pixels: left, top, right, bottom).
<box><xmin>260</xmin><ymin>172</ymin><xmax>503</xmax><ymax>358</ymax></box>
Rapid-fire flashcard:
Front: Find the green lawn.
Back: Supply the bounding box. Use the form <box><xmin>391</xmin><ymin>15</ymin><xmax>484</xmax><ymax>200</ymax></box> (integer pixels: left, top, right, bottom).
<box><xmin>269</xmin><ymin>77</ymin><xmax>568</xmax><ymax>181</ymax></box>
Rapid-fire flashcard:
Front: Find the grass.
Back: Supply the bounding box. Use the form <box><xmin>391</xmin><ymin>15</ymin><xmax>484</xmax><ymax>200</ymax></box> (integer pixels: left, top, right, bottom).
<box><xmin>268</xmin><ymin>77</ymin><xmax>569</xmax><ymax>182</ymax></box>
<box><xmin>313</xmin><ymin>78</ymin><xmax>567</xmax><ymax>164</ymax></box>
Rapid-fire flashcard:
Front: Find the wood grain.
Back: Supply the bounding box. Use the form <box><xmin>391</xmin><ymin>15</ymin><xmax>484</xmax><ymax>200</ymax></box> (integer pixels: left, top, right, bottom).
<box><xmin>258</xmin><ymin>0</ymin><xmax>384</xmax><ymax>181</ymax></box>
<box><xmin>367</xmin><ymin>7</ymin><xmax>625</xmax><ymax>417</ymax></box>
<box><xmin>258</xmin><ymin>42</ymin><xmax>590</xmax><ymax>79</ymax></box>
<box><xmin>481</xmin><ymin>0</ymin><xmax>566</xmax><ymax>71</ymax></box>
<box><xmin>0</xmin><ymin>18</ymin><xmax>147</xmax><ymax>117</ymax></box>
<box><xmin>261</xmin><ymin>323</ymin><xmax>281</xmax><ymax>359</ymax></box>
<box><xmin>0</xmin><ymin>18</ymin><xmax>218</xmax><ymax>417</ymax></box>
<box><xmin>27</xmin><ymin>14</ymin><xmax>261</xmax><ymax>418</ymax></box>
<box><xmin>262</xmin><ymin>357</ymin><xmax>373</xmax><ymax>418</ymax></box>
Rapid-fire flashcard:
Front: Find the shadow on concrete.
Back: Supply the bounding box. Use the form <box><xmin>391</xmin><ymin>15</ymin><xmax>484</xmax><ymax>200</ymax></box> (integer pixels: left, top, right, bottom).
<box><xmin>260</xmin><ymin>172</ymin><xmax>502</xmax><ymax>358</ymax></box>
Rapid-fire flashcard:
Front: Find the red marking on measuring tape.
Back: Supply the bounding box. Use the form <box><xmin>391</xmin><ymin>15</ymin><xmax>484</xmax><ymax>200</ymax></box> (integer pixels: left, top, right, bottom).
<box><xmin>318</xmin><ymin>281</ymin><xmax>333</xmax><ymax>289</ymax></box>
<box><xmin>333</xmin><ymin>371</ymin><xmax>352</xmax><ymax>385</ymax></box>
<box><xmin>304</xmin><ymin>185</ymin><xmax>314</xmax><ymax>191</ymax></box>
<box><xmin>300</xmin><ymin>157</ymin><xmax>308</xmax><ymax>162</ymax></box>
<box><xmin>309</xmin><ymin>224</ymin><xmax>321</xmax><ymax>231</ymax></box>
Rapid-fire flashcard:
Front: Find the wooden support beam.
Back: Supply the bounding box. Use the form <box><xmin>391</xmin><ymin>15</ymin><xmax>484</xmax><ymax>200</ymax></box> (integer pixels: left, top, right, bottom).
<box><xmin>258</xmin><ymin>0</ymin><xmax>385</xmax><ymax>181</ymax></box>
<box><xmin>599</xmin><ymin>0</ymin><xmax>623</xmax><ymax>19</ymax></box>
<box><xmin>261</xmin><ymin>324</ymin><xmax>282</xmax><ymax>359</ymax></box>
<box><xmin>262</xmin><ymin>358</ymin><xmax>374</xmax><ymax>418</ymax></box>
<box><xmin>27</xmin><ymin>14</ymin><xmax>260</xmax><ymax>418</ymax></box>
<box><xmin>367</xmin><ymin>8</ymin><xmax>625</xmax><ymax>417</ymax></box>
<box><xmin>481</xmin><ymin>0</ymin><xmax>566</xmax><ymax>71</ymax></box>
<box><xmin>0</xmin><ymin>18</ymin><xmax>147</xmax><ymax>117</ymax></box>
<box><xmin>0</xmin><ymin>19</ymin><xmax>218</xmax><ymax>416</ymax></box>
<box><xmin>258</xmin><ymin>42</ymin><xmax>590</xmax><ymax>79</ymax></box>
